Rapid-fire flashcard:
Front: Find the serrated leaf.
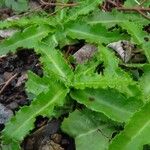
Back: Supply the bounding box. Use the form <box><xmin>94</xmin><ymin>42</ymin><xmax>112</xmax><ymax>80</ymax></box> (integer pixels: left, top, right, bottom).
<box><xmin>0</xmin><ymin>25</ymin><xmax>52</xmax><ymax>55</ymax></box>
<box><xmin>109</xmin><ymin>101</ymin><xmax>150</xmax><ymax>150</ymax></box>
<box><xmin>73</xmin><ymin>46</ymin><xmax>141</xmax><ymax>98</ymax></box>
<box><xmin>66</xmin><ymin>22</ymin><xmax>128</xmax><ymax>44</ymax></box>
<box><xmin>120</xmin><ymin>22</ymin><xmax>147</xmax><ymax>45</ymax></box>
<box><xmin>36</xmin><ymin>42</ymin><xmax>73</xmax><ymax>84</ymax></box>
<box><xmin>26</xmin><ymin>71</ymin><xmax>50</xmax><ymax>96</ymax></box>
<box><xmin>71</xmin><ymin>88</ymin><xmax>143</xmax><ymax>122</ymax></box>
<box><xmin>65</xmin><ymin>0</ymin><xmax>102</xmax><ymax>22</ymax></box>
<box><xmin>0</xmin><ymin>15</ymin><xmax>57</xmax><ymax>29</ymax></box>
<box><xmin>87</xmin><ymin>11</ymin><xmax>149</xmax><ymax>26</ymax></box>
<box><xmin>2</xmin><ymin>81</ymin><xmax>69</xmax><ymax>143</ymax></box>
<box><xmin>87</xmin><ymin>11</ymin><xmax>126</xmax><ymax>25</ymax></box>
<box><xmin>62</xmin><ymin>109</ymin><xmax>116</xmax><ymax>150</ymax></box>
<box><xmin>73</xmin><ymin>74</ymin><xmax>140</xmax><ymax>98</ymax></box>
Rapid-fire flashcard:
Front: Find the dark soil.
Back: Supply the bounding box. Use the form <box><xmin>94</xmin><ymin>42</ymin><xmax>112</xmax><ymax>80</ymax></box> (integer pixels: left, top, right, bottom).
<box><xmin>0</xmin><ymin>49</ymin><xmax>75</xmax><ymax>150</ymax></box>
<box><xmin>0</xmin><ymin>49</ymin><xmax>42</xmax><ymax>114</ymax></box>
<box><xmin>22</xmin><ymin>117</ymin><xmax>75</xmax><ymax>150</ymax></box>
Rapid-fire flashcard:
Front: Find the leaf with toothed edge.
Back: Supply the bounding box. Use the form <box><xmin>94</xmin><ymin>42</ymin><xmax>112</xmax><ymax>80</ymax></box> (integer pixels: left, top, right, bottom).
<box><xmin>35</xmin><ymin>42</ymin><xmax>74</xmax><ymax>84</ymax></box>
<box><xmin>2</xmin><ymin>81</ymin><xmax>69</xmax><ymax>143</ymax></box>
<box><xmin>73</xmin><ymin>46</ymin><xmax>142</xmax><ymax>98</ymax></box>
<box><xmin>109</xmin><ymin>101</ymin><xmax>150</xmax><ymax>150</ymax></box>
<box><xmin>0</xmin><ymin>25</ymin><xmax>53</xmax><ymax>55</ymax></box>
<box><xmin>65</xmin><ymin>22</ymin><xmax>128</xmax><ymax>44</ymax></box>
<box><xmin>70</xmin><ymin>88</ymin><xmax>143</xmax><ymax>122</ymax></box>
<box><xmin>65</xmin><ymin>0</ymin><xmax>102</xmax><ymax>22</ymax></box>
<box><xmin>62</xmin><ymin>109</ymin><xmax>116</xmax><ymax>150</ymax></box>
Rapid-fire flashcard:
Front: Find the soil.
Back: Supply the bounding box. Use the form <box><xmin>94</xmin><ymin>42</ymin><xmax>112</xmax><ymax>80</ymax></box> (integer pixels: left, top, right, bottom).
<box><xmin>0</xmin><ymin>49</ymin><xmax>75</xmax><ymax>150</ymax></box>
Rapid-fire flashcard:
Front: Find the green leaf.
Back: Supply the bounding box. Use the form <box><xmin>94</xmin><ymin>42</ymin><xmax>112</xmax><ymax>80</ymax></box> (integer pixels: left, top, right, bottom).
<box><xmin>1</xmin><ymin>141</ymin><xmax>20</xmax><ymax>150</ymax></box>
<box><xmin>140</xmin><ymin>65</ymin><xmax>150</xmax><ymax>101</ymax></box>
<box><xmin>26</xmin><ymin>71</ymin><xmax>50</xmax><ymax>96</ymax></box>
<box><xmin>143</xmin><ymin>42</ymin><xmax>150</xmax><ymax>63</ymax></box>
<box><xmin>124</xmin><ymin>0</ymin><xmax>139</xmax><ymax>6</ymax></box>
<box><xmin>2</xmin><ymin>81</ymin><xmax>69</xmax><ymax>143</ymax></box>
<box><xmin>71</xmin><ymin>88</ymin><xmax>143</xmax><ymax>122</ymax></box>
<box><xmin>109</xmin><ymin>101</ymin><xmax>150</xmax><ymax>150</ymax></box>
<box><xmin>65</xmin><ymin>0</ymin><xmax>102</xmax><ymax>22</ymax></box>
<box><xmin>0</xmin><ymin>15</ymin><xmax>56</xmax><ymax>29</ymax></box>
<box><xmin>66</xmin><ymin>22</ymin><xmax>127</xmax><ymax>44</ymax></box>
<box><xmin>36</xmin><ymin>42</ymin><xmax>74</xmax><ymax>84</ymax></box>
<box><xmin>5</xmin><ymin>0</ymin><xmax>29</xmax><ymax>12</ymax></box>
<box><xmin>87</xmin><ymin>11</ymin><xmax>126</xmax><ymax>25</ymax></box>
<box><xmin>55</xmin><ymin>0</ymin><xmax>69</xmax><ymax>22</ymax></box>
<box><xmin>87</xmin><ymin>11</ymin><xmax>148</xmax><ymax>26</ymax></box>
<box><xmin>0</xmin><ymin>0</ymin><xmax>5</xmax><ymax>7</ymax></box>
<box><xmin>0</xmin><ymin>25</ymin><xmax>52</xmax><ymax>55</ymax></box>
<box><xmin>62</xmin><ymin>109</ymin><xmax>116</xmax><ymax>150</ymax></box>
<box><xmin>120</xmin><ymin>22</ymin><xmax>147</xmax><ymax>45</ymax></box>
<box><xmin>73</xmin><ymin>47</ymin><xmax>141</xmax><ymax>98</ymax></box>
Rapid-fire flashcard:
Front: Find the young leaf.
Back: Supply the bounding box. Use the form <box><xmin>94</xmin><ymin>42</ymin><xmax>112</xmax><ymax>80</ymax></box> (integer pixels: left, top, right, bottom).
<box><xmin>73</xmin><ymin>74</ymin><xmax>139</xmax><ymax>97</ymax></box>
<box><xmin>26</xmin><ymin>71</ymin><xmax>50</xmax><ymax>96</ymax></box>
<box><xmin>65</xmin><ymin>0</ymin><xmax>102</xmax><ymax>22</ymax></box>
<box><xmin>109</xmin><ymin>101</ymin><xmax>150</xmax><ymax>150</ymax></box>
<box><xmin>62</xmin><ymin>109</ymin><xmax>116</xmax><ymax>150</ymax></box>
<box><xmin>70</xmin><ymin>88</ymin><xmax>143</xmax><ymax>122</ymax></box>
<box><xmin>120</xmin><ymin>22</ymin><xmax>147</xmax><ymax>45</ymax></box>
<box><xmin>73</xmin><ymin>46</ymin><xmax>141</xmax><ymax>98</ymax></box>
<box><xmin>55</xmin><ymin>0</ymin><xmax>69</xmax><ymax>22</ymax></box>
<box><xmin>36</xmin><ymin>42</ymin><xmax>74</xmax><ymax>84</ymax></box>
<box><xmin>2</xmin><ymin>82</ymin><xmax>69</xmax><ymax>143</ymax></box>
<box><xmin>0</xmin><ymin>25</ymin><xmax>52</xmax><ymax>55</ymax></box>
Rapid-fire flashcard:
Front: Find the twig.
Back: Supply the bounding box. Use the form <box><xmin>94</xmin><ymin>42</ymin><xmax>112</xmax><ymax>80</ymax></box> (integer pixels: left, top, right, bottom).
<box><xmin>116</xmin><ymin>6</ymin><xmax>150</xmax><ymax>20</ymax></box>
<box><xmin>0</xmin><ymin>73</ymin><xmax>18</xmax><ymax>95</ymax></box>
<box><xmin>116</xmin><ymin>7</ymin><xmax>150</xmax><ymax>12</ymax></box>
<box><xmin>40</xmin><ymin>0</ymin><xmax>78</xmax><ymax>7</ymax></box>
<box><xmin>106</xmin><ymin>0</ymin><xmax>118</xmax><ymax>7</ymax></box>
<box><xmin>137</xmin><ymin>9</ymin><xmax>150</xmax><ymax>20</ymax></box>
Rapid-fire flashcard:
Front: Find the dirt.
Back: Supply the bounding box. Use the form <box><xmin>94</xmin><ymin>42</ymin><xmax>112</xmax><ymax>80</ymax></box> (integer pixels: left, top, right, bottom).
<box><xmin>22</xmin><ymin>117</ymin><xmax>75</xmax><ymax>150</ymax></box>
<box><xmin>0</xmin><ymin>49</ymin><xmax>42</xmax><ymax>130</ymax></box>
<box><xmin>0</xmin><ymin>49</ymin><xmax>75</xmax><ymax>150</ymax></box>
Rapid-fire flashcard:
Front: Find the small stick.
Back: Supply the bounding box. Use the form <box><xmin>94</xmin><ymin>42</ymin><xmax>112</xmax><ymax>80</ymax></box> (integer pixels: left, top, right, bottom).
<box><xmin>136</xmin><ymin>9</ymin><xmax>150</xmax><ymax>20</ymax></box>
<box><xmin>116</xmin><ymin>7</ymin><xmax>150</xmax><ymax>12</ymax></box>
<box><xmin>106</xmin><ymin>0</ymin><xmax>118</xmax><ymax>7</ymax></box>
<box><xmin>0</xmin><ymin>73</ymin><xmax>18</xmax><ymax>95</ymax></box>
<box><xmin>116</xmin><ymin>6</ymin><xmax>150</xmax><ymax>20</ymax></box>
<box><xmin>40</xmin><ymin>0</ymin><xmax>78</xmax><ymax>7</ymax></box>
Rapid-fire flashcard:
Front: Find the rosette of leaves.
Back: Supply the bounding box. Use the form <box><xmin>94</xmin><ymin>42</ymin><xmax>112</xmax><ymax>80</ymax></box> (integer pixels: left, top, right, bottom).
<box><xmin>0</xmin><ymin>0</ymin><xmax>150</xmax><ymax>149</ymax></box>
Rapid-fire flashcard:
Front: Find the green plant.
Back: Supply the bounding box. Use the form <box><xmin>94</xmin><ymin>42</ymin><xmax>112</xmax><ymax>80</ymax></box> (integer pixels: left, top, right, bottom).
<box><xmin>0</xmin><ymin>0</ymin><xmax>29</xmax><ymax>12</ymax></box>
<box><xmin>0</xmin><ymin>0</ymin><xmax>150</xmax><ymax>149</ymax></box>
